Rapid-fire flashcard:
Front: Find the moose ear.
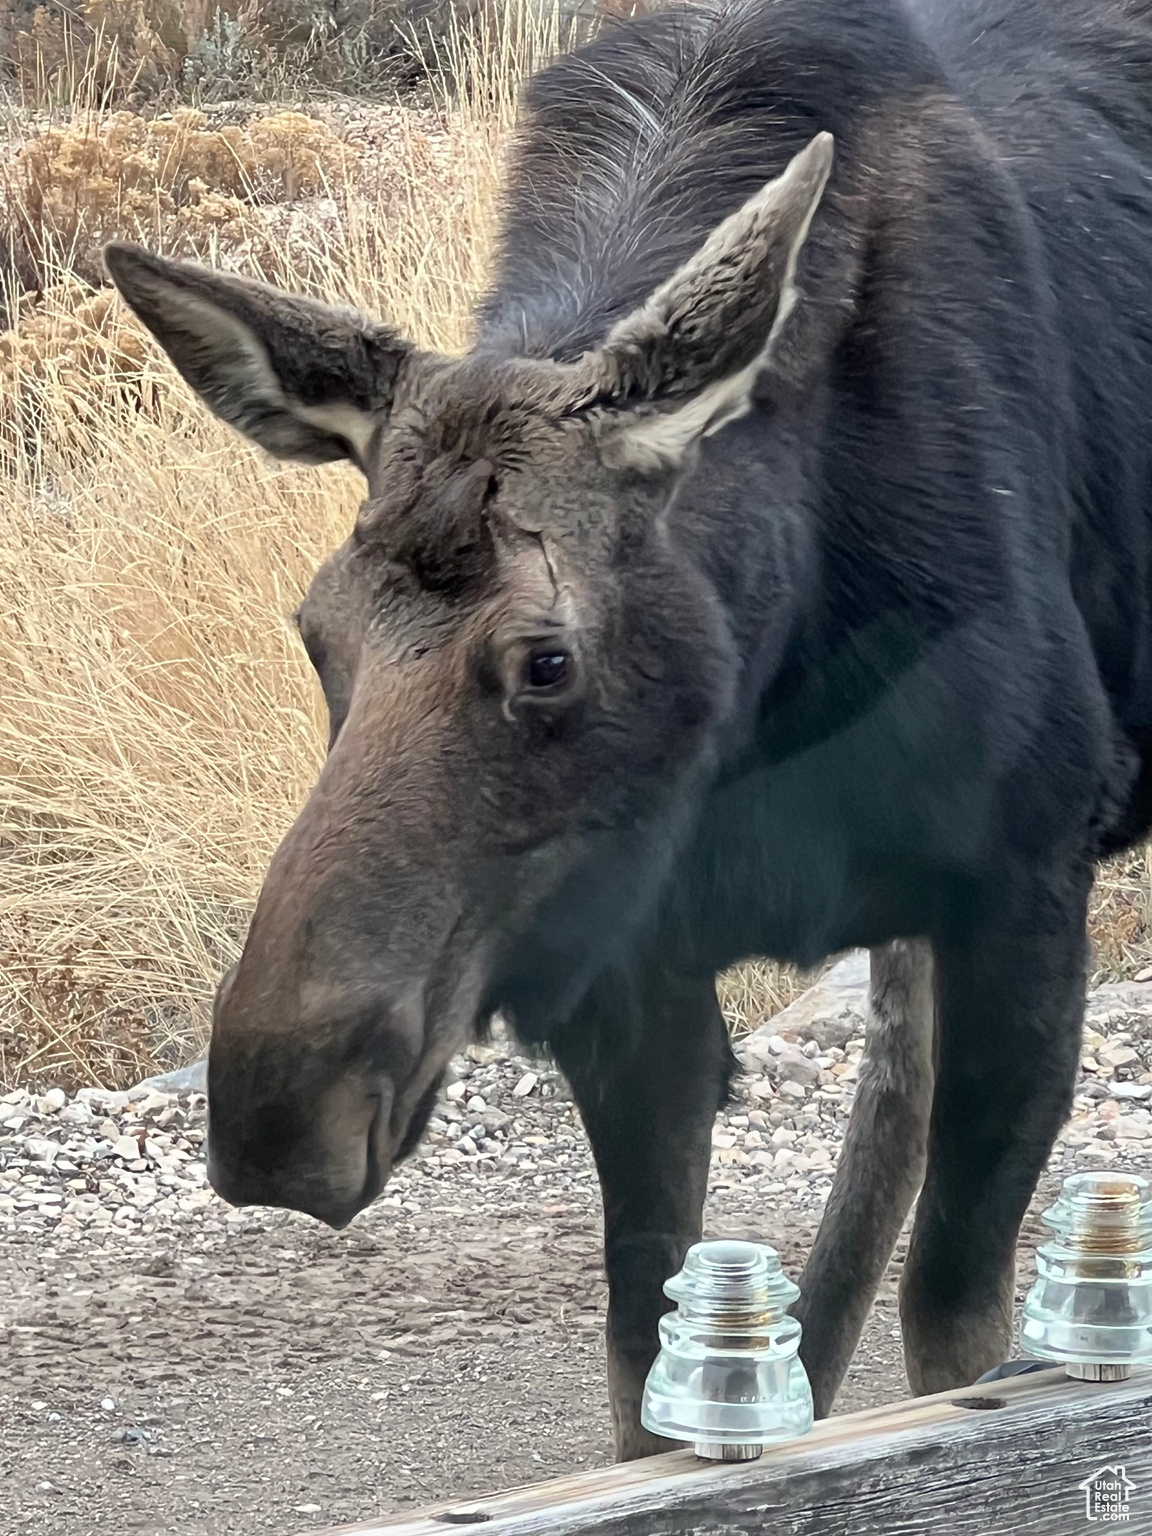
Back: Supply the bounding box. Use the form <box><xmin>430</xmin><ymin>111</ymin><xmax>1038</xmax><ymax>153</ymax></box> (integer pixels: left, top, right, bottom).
<box><xmin>104</xmin><ymin>243</ymin><xmax>414</xmax><ymax>466</ymax></box>
<box><xmin>588</xmin><ymin>132</ymin><xmax>834</xmax><ymax>472</ymax></box>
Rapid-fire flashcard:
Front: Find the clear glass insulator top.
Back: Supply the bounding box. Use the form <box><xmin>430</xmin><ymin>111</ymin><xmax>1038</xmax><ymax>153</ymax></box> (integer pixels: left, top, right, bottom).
<box><xmin>1021</xmin><ymin>1171</ymin><xmax>1152</xmax><ymax>1368</ymax></box>
<box><xmin>641</xmin><ymin>1239</ymin><xmax>813</xmax><ymax>1459</ymax></box>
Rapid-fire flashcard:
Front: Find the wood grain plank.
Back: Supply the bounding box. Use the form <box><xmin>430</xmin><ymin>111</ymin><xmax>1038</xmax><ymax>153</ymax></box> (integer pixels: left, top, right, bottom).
<box><xmin>315</xmin><ymin>1369</ymin><xmax>1152</xmax><ymax>1536</ymax></box>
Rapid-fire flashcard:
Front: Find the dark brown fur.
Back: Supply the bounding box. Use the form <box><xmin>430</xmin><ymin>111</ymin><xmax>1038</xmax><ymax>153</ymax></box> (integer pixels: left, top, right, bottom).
<box><xmin>106</xmin><ymin>0</ymin><xmax>1152</xmax><ymax>1454</ymax></box>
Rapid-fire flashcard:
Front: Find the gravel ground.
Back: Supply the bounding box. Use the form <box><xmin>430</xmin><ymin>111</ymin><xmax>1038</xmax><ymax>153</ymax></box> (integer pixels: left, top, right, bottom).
<box><xmin>3</xmin><ymin>976</ymin><xmax>1150</xmax><ymax>1536</ymax></box>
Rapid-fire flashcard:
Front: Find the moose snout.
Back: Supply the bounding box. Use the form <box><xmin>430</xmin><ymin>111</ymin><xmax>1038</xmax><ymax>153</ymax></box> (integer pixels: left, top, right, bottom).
<box><xmin>206</xmin><ymin>1063</ymin><xmax>392</xmax><ymax>1230</ymax></box>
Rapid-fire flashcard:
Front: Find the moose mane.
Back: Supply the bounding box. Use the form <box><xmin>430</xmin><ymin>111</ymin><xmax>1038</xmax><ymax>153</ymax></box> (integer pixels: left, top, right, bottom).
<box><xmin>476</xmin><ymin>0</ymin><xmax>933</xmax><ymax>363</ymax></box>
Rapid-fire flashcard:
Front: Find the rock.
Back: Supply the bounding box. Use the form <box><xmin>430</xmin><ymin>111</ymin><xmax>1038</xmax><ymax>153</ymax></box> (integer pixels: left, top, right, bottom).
<box><xmin>1112</xmin><ymin>1082</ymin><xmax>1152</xmax><ymax>1101</ymax></box>
<box><xmin>112</xmin><ymin>1135</ymin><xmax>140</xmax><ymax>1161</ymax></box>
<box><xmin>1085</xmin><ymin>979</ymin><xmax>1152</xmax><ymax>1021</ymax></box>
<box><xmin>38</xmin><ymin>1088</ymin><xmax>67</xmax><ymax>1113</ymax></box>
<box><xmin>129</xmin><ymin>1060</ymin><xmax>208</xmax><ymax>1095</ymax></box>
<box><xmin>137</xmin><ymin>1091</ymin><xmax>174</xmax><ymax>1118</ymax></box>
<box><xmin>1100</xmin><ymin>1044</ymin><xmax>1141</xmax><ymax>1072</ymax></box>
<box><xmin>711</xmin><ymin>1129</ymin><xmax>737</xmax><ymax>1150</ymax></box>
<box><xmin>466</xmin><ymin>1095</ymin><xmax>487</xmax><ymax>1115</ymax></box>
<box><xmin>766</xmin><ymin>1045</ymin><xmax>821</xmax><ymax>1088</ymax></box>
<box><xmin>512</xmin><ymin>1072</ymin><xmax>538</xmax><ymax>1098</ymax></box>
<box><xmin>739</xmin><ymin>952</ymin><xmax>869</xmax><ymax>1066</ymax></box>
<box><xmin>779</xmin><ymin>1081</ymin><xmax>808</xmax><ymax>1100</ymax></box>
<box><xmin>445</xmin><ymin>1081</ymin><xmax>467</xmax><ymax>1102</ymax></box>
<box><xmin>75</xmin><ymin>1089</ymin><xmax>132</xmax><ymax>1112</ymax></box>
<box><xmin>23</xmin><ymin>1137</ymin><xmax>59</xmax><ymax>1165</ymax></box>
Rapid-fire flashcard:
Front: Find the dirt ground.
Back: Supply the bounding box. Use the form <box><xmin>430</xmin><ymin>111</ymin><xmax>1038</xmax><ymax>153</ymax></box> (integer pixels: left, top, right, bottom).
<box><xmin>3</xmin><ymin>1170</ymin><xmax>1074</xmax><ymax>1536</ymax></box>
<box><xmin>6</xmin><ymin>987</ymin><xmax>1151</xmax><ymax>1536</ymax></box>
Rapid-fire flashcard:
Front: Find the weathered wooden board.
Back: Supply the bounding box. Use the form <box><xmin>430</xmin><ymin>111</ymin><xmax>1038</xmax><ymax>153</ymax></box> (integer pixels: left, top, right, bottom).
<box><xmin>316</xmin><ymin>1368</ymin><xmax>1152</xmax><ymax>1535</ymax></box>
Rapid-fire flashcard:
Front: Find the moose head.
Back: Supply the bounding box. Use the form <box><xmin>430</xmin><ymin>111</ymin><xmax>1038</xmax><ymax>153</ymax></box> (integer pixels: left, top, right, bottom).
<box><xmin>106</xmin><ymin>132</ymin><xmax>833</xmax><ymax>1228</ymax></box>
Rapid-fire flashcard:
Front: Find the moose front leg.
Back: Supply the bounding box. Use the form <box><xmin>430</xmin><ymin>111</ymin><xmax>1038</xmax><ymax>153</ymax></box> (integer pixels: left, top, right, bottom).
<box><xmin>551</xmin><ymin>968</ymin><xmax>734</xmax><ymax>1461</ymax></box>
<box><xmin>900</xmin><ymin>872</ymin><xmax>1088</xmax><ymax>1393</ymax></box>
<box><xmin>792</xmin><ymin>939</ymin><xmax>936</xmax><ymax>1417</ymax></box>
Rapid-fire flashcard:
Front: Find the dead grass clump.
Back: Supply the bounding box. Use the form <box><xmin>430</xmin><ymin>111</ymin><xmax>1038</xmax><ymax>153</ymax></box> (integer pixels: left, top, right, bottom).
<box><xmin>718</xmin><ymin>960</ymin><xmax>811</xmax><ymax>1040</ymax></box>
<box><xmin>0</xmin><ymin>921</ymin><xmax>155</xmax><ymax>1090</ymax></box>
<box><xmin>1086</xmin><ymin>848</ymin><xmax>1152</xmax><ymax>983</ymax></box>
<box><xmin>0</xmin><ymin>280</ymin><xmax>151</xmax><ymax>456</ymax></box>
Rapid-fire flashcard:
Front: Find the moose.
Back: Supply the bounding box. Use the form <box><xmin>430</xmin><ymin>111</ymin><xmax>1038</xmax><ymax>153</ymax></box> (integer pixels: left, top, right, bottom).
<box><xmin>106</xmin><ymin>0</ymin><xmax>1152</xmax><ymax>1458</ymax></box>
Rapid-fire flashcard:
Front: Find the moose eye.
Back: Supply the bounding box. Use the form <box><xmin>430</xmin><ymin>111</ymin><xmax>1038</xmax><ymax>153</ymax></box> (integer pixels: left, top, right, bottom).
<box><xmin>526</xmin><ymin>649</ymin><xmax>571</xmax><ymax>690</ymax></box>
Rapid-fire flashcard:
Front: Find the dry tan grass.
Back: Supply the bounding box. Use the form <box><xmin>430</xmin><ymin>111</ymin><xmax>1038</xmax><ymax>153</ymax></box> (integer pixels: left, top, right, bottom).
<box><xmin>0</xmin><ymin>2</ymin><xmax>571</xmax><ymax>1089</ymax></box>
<box><xmin>0</xmin><ymin>0</ymin><xmax>442</xmax><ymax>110</ymax></box>
<box><xmin>1</xmin><ymin>1</ymin><xmax>1148</xmax><ymax>1089</ymax></box>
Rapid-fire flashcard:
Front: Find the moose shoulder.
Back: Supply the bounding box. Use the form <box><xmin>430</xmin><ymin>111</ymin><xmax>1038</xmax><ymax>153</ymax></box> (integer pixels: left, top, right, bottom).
<box><xmin>106</xmin><ymin>0</ymin><xmax>1152</xmax><ymax>1459</ymax></box>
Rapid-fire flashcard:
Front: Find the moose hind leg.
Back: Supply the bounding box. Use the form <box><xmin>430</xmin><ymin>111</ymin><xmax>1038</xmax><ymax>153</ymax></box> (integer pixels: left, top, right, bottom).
<box><xmin>900</xmin><ymin>870</ymin><xmax>1088</xmax><ymax>1393</ymax></box>
<box><xmin>550</xmin><ymin>967</ymin><xmax>733</xmax><ymax>1461</ymax></box>
<box><xmin>792</xmin><ymin>939</ymin><xmax>935</xmax><ymax>1418</ymax></box>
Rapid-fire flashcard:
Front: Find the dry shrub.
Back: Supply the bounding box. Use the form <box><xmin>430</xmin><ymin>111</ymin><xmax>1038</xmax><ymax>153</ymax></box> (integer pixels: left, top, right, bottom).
<box><xmin>4</xmin><ymin>0</ymin><xmax>214</xmax><ymax>107</ymax></box>
<box><xmin>2</xmin><ymin>105</ymin><xmax>355</xmax><ymax>299</ymax></box>
<box><xmin>0</xmin><ymin>1</ymin><xmax>566</xmax><ymax>1091</ymax></box>
<box><xmin>1086</xmin><ymin>848</ymin><xmax>1152</xmax><ymax>982</ymax></box>
<box><xmin>0</xmin><ymin>0</ymin><xmax>582</xmax><ymax>109</ymax></box>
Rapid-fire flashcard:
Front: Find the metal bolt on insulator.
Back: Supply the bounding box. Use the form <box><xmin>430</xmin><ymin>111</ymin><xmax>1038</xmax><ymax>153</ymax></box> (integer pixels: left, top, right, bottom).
<box><xmin>1021</xmin><ymin>1171</ymin><xmax>1152</xmax><ymax>1380</ymax></box>
<box><xmin>640</xmin><ymin>1240</ymin><xmax>813</xmax><ymax>1460</ymax></box>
